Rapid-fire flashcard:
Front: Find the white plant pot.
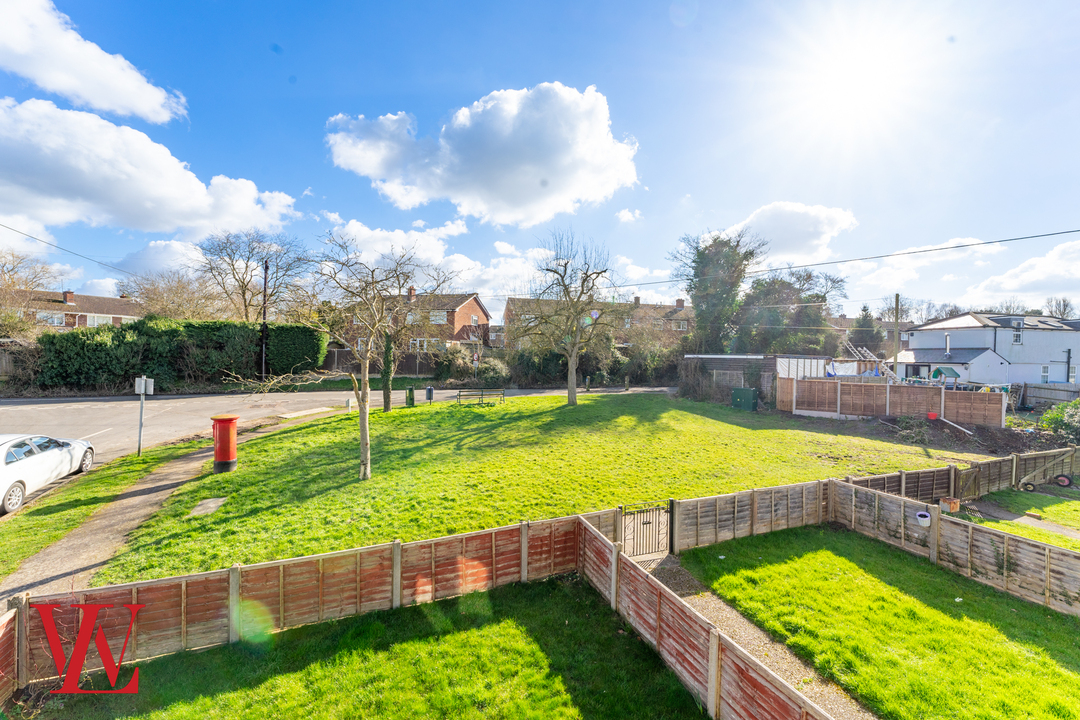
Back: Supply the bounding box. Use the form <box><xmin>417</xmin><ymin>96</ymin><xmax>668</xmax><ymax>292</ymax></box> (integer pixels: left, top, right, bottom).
<box><xmin>916</xmin><ymin>511</ymin><xmax>932</xmax><ymax>527</ymax></box>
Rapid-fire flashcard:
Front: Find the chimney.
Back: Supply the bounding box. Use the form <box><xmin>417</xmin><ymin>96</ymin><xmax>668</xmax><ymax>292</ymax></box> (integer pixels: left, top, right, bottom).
<box><xmin>634</xmin><ymin>296</ymin><xmax>640</xmax><ymax>306</ymax></box>
<box><xmin>119</xmin><ymin>293</ymin><xmax>128</xmax><ymax>299</ymax></box>
<box><xmin>675</xmin><ymin>298</ymin><xmax>684</xmax><ymax>309</ymax></box>
<box><xmin>945</xmin><ymin>332</ymin><xmax>951</xmax><ymax>358</ymax></box>
<box><xmin>839</xmin><ymin>313</ymin><xmax>846</xmax><ymax>320</ymax></box>
<box><xmin>407</xmin><ymin>286</ymin><xmax>416</xmax><ymax>302</ymax></box>
<box><xmin>62</xmin><ymin>290</ymin><xmax>74</xmax><ymax>304</ymax></box>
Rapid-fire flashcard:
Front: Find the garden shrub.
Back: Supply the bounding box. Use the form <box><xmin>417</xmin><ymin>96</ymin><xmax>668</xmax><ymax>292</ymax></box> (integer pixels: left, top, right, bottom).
<box><xmin>267</xmin><ymin>324</ymin><xmax>329</xmax><ymax>374</ymax></box>
<box><xmin>1040</xmin><ymin>398</ymin><xmax>1080</xmax><ymax>442</ymax></box>
<box><xmin>476</xmin><ymin>357</ymin><xmax>510</xmax><ymax>386</ymax></box>
<box><xmin>433</xmin><ymin>345</ymin><xmax>472</xmax><ymax>381</ymax></box>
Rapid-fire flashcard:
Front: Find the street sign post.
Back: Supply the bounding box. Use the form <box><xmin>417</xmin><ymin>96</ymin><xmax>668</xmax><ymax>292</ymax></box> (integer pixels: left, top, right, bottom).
<box><xmin>135</xmin><ymin>375</ymin><xmax>154</xmax><ymax>456</ymax></box>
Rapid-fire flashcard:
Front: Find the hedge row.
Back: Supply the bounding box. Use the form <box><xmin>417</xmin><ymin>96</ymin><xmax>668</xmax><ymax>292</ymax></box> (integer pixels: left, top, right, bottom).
<box><xmin>36</xmin><ymin>317</ymin><xmax>328</xmax><ymax>389</ymax></box>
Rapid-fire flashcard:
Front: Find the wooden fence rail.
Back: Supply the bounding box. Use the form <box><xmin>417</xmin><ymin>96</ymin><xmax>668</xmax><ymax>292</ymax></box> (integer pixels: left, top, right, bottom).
<box><xmin>776</xmin><ymin>378</ymin><xmax>1008</xmax><ymax>428</ymax></box>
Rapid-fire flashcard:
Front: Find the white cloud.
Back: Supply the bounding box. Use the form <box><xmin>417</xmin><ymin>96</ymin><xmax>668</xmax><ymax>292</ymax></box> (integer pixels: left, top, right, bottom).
<box><xmin>615</xmin><ymin>255</ymin><xmax>668</xmax><ymax>282</ymax></box>
<box><xmin>0</xmin><ymin>0</ymin><xmax>186</xmax><ymax>123</ymax></box>
<box><xmin>0</xmin><ymin>214</ymin><xmax>54</xmax><ymax>255</ymax></box>
<box><xmin>326</xmin><ymin>82</ymin><xmax>638</xmax><ymax>227</ymax></box>
<box><xmin>116</xmin><ymin>239</ymin><xmax>203</xmax><ymax>274</ymax></box>
<box><xmin>941</xmin><ymin>273</ymin><xmax>959</xmax><ymax>282</ymax></box>
<box><xmin>0</xmin><ymin>98</ymin><xmax>297</xmax><ymax>238</ymax></box>
<box><xmin>323</xmin><ymin>214</ymin><xmax>468</xmax><ymax>264</ymax></box>
<box><xmin>962</xmin><ymin>240</ymin><xmax>1080</xmax><ymax>309</ymax></box>
<box><xmin>849</xmin><ymin>237</ymin><xmax>1004</xmax><ymax>289</ymax></box>
<box><xmin>301</xmin><ymin>187</ymin><xmax>313</xmax><ymax>197</ymax></box>
<box><xmin>725</xmin><ymin>201</ymin><xmax>857</xmax><ymax>266</ymax></box>
<box><xmin>411</xmin><ymin>219</ymin><xmax>427</xmax><ymax>228</ymax></box>
<box><xmin>78</xmin><ymin>278</ymin><xmax>119</xmax><ymax>296</ymax></box>
<box><xmin>616</xmin><ymin>208</ymin><xmax>642</xmax><ymax>223</ymax></box>
<box><xmin>494</xmin><ymin>241</ymin><xmax>520</xmax><ymax>256</ymax></box>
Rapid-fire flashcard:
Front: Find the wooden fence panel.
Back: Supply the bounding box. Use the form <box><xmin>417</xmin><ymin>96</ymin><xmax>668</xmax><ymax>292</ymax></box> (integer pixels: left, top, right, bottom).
<box><xmin>78</xmin><ymin>588</ymin><xmax>140</xmax><ymax>675</ymax></box>
<box><xmin>0</xmin><ymin>609</ymin><xmax>15</xmax><ymax>704</ymax></box>
<box><xmin>945</xmin><ymin>391</ymin><xmax>1003</xmax><ymax>427</ymax></box>
<box><xmin>840</xmin><ymin>383</ymin><xmax>887</xmax><ymax>416</ymax></box>
<box><xmin>434</xmin><ymin>537</ymin><xmax>466</xmax><ymax>599</ymax></box>
<box><xmin>551</xmin><ymin>518</ymin><xmax>580</xmax><ymax>575</ymax></box>
<box><xmin>657</xmin><ymin>584</ymin><xmax>710</xmax><ymax>704</ymax></box>
<box><xmin>463</xmin><ymin>533</ymin><xmax>495</xmax><ymax>593</ymax></box>
<box><xmin>834</xmin><ymin>483</ymin><xmax>854</xmax><ymax>528</ymax></box>
<box><xmin>580</xmin><ymin>520</ymin><xmax>614</xmax><ymax>603</ymax></box>
<box><xmin>175</xmin><ymin>571</ymin><xmax>230</xmax><ymax>650</ymax></box>
<box><xmin>939</xmin><ymin>518</ymin><xmax>972</xmax><ymax>576</ymax></box>
<box><xmin>720</xmin><ymin>638</ymin><xmax>802</xmax><ymax>720</ymax></box>
<box><xmin>969</xmin><ymin>527</ymin><xmax>1008</xmax><ymax>590</ymax></box>
<box><xmin>581</xmin><ymin>509</ymin><xmax>617</xmax><ymax>541</ymax></box>
<box><xmin>359</xmin><ymin>545</ymin><xmax>394</xmax><ymax>613</ymax></box>
<box><xmin>135</xmin><ymin>581</ymin><xmax>184</xmax><ymax>659</ymax></box>
<box><xmin>282</xmin><ymin>560</ymin><xmax>320</xmax><ymax>627</ymax></box>
<box><xmin>321</xmin><ymin>554</ymin><xmax>358</xmax><ymax>620</ymax></box>
<box><xmin>889</xmin><ymin>385</ymin><xmax>939</xmax><ymax>417</ymax></box>
<box><xmin>1048</xmin><ymin>548</ymin><xmax>1080</xmax><ymax>616</ymax></box>
<box><xmin>241</xmin><ymin>566</ymin><xmax>282</xmax><ymax>633</ymax></box>
<box><xmin>401</xmin><ymin>542</ymin><xmax>434</xmax><ymax>606</ymax></box>
<box><xmin>493</xmin><ymin>527</ymin><xmax>522</xmax><ymax>585</ymax></box>
<box><xmin>1009</xmin><ymin>537</ymin><xmax>1049</xmax><ymax>606</ymax></box>
<box><xmin>675</xmin><ymin>483</ymin><xmax>826</xmax><ymax>553</ymax></box>
<box><xmin>776</xmin><ymin>377</ymin><xmax>794</xmax><ymax>411</ymax></box>
<box><xmin>616</xmin><ymin>555</ymin><xmax>659</xmax><ymax>647</ymax></box>
<box><xmin>901</xmin><ymin>503</ymin><xmax>932</xmax><ymax>558</ymax></box>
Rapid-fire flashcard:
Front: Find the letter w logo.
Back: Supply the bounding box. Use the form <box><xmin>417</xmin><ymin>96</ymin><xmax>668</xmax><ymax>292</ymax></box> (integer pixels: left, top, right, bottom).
<box><xmin>31</xmin><ymin>603</ymin><xmax>144</xmax><ymax>694</ymax></box>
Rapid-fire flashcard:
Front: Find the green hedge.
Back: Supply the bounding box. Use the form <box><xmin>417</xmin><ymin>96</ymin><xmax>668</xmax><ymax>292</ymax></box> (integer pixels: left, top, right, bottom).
<box><xmin>36</xmin><ymin>317</ymin><xmax>327</xmax><ymax>389</ymax></box>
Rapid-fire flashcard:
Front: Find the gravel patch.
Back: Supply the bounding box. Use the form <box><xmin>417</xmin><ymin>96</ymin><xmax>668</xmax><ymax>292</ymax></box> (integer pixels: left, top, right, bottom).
<box><xmin>650</xmin><ymin>555</ymin><xmax>878</xmax><ymax>720</ymax></box>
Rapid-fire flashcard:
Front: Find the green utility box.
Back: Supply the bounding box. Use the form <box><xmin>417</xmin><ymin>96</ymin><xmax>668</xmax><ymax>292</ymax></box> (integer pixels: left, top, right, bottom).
<box><xmin>405</xmin><ymin>386</ymin><xmax>415</xmax><ymax>407</ymax></box>
<box><xmin>732</xmin><ymin>387</ymin><xmax>759</xmax><ymax>412</ymax></box>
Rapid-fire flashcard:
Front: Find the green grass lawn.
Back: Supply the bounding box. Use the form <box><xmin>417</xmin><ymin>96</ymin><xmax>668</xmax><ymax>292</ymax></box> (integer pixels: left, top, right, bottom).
<box><xmin>94</xmin><ymin>394</ymin><xmax>991</xmax><ymax>585</ymax></box>
<box><xmin>21</xmin><ymin>577</ymin><xmax>701</xmax><ymax>720</ymax></box>
<box><xmin>984</xmin><ymin>485</ymin><xmax>1080</xmax><ymax>532</ymax></box>
<box><xmin>681</xmin><ymin>525</ymin><xmax>1080</xmax><ymax>720</ymax></box>
<box><xmin>0</xmin><ymin>439</ymin><xmax>210</xmax><ymax>585</ymax></box>
<box><xmin>277</xmin><ymin>376</ymin><xmax>434</xmax><ymax>392</ymax></box>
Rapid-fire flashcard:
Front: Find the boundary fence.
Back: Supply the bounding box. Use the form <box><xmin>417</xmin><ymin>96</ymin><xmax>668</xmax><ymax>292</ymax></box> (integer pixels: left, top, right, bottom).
<box><xmin>776</xmin><ymin>377</ymin><xmax>1008</xmax><ymax>428</ymax></box>
<box><xmin>2</xmin><ymin>445</ymin><xmax>1077</xmax><ymax>714</ymax></box>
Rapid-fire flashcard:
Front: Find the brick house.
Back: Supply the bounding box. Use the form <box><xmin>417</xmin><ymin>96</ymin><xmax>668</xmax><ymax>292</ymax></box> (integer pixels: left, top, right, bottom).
<box><xmin>829</xmin><ymin>314</ymin><xmax>916</xmax><ymax>355</ymax></box>
<box><xmin>26</xmin><ymin>290</ymin><xmax>143</xmax><ymax>331</ymax></box>
<box><xmin>503</xmin><ymin>295</ymin><xmax>693</xmax><ymax>349</ymax></box>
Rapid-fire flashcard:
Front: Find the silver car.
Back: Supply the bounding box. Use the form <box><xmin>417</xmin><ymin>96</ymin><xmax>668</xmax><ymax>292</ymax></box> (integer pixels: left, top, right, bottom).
<box><xmin>0</xmin><ymin>434</ymin><xmax>95</xmax><ymax>514</ymax></box>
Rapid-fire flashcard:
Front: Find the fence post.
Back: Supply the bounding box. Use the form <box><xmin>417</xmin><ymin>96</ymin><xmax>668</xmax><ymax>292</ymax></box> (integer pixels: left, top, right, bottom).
<box><xmin>1011</xmin><ymin>454</ymin><xmax>1019</xmax><ymax>489</ymax></box>
<box><xmin>519</xmin><ymin>522</ymin><xmax>529</xmax><ymax>583</ymax></box>
<box><xmin>1000</xmin><ymin>392</ymin><xmax>1007</xmax><ymax>428</ymax></box>
<box><xmin>229</xmin><ymin>563</ymin><xmax>241</xmax><ymax>643</ymax></box>
<box><xmin>836</xmin><ymin>380</ymin><xmax>842</xmax><ymax>419</ymax></box>
<box><xmin>948</xmin><ymin>465</ymin><xmax>956</xmax><ymax>499</ymax></box>
<box><xmin>885</xmin><ymin>382</ymin><xmax>891</xmax><ymax>416</ymax></box>
<box><xmin>670</xmin><ymin>498</ymin><xmax>679</xmax><ymax>554</ymax></box>
<box><xmin>610</xmin><ymin>542</ymin><xmax>622</xmax><ymax>611</ymax></box>
<box><xmin>940</xmin><ymin>385</ymin><xmax>945</xmax><ymax>417</ymax></box>
<box><xmin>614</xmin><ymin>506</ymin><xmax>623</xmax><ymax>544</ymax></box>
<box><xmin>848</xmin><ymin>480</ymin><xmax>855</xmax><ymax>529</ymax></box>
<box><xmin>392</xmin><ymin>539</ymin><xmax>402</xmax><ymax>608</ymax></box>
<box><xmin>8</xmin><ymin>593</ymin><xmax>27</xmax><ymax>691</ymax></box>
<box><xmin>928</xmin><ymin>506</ymin><xmax>940</xmax><ymax>564</ymax></box>
<box><xmin>792</xmin><ymin>376</ymin><xmax>798</xmax><ymax>412</ymax></box>
<box><xmin>828</xmin><ymin>479</ymin><xmax>835</xmax><ymax>523</ymax></box>
<box><xmin>707</xmin><ymin>628</ymin><xmax>721</xmax><ymax>719</ymax></box>
<box><xmin>900</xmin><ymin>470</ymin><xmax>907</xmax><ymax>498</ymax></box>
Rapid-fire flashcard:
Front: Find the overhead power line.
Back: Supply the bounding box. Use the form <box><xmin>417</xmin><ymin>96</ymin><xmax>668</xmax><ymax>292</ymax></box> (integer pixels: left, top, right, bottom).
<box><xmin>0</xmin><ymin>221</ymin><xmax>136</xmax><ymax>277</ymax></box>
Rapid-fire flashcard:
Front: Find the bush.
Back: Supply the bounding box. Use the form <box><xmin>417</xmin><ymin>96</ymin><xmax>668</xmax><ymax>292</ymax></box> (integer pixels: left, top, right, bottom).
<box><xmin>267</xmin><ymin>324</ymin><xmax>329</xmax><ymax>375</ymax></box>
<box><xmin>895</xmin><ymin>416</ymin><xmax>930</xmax><ymax>445</ymax></box>
<box><xmin>1040</xmin><ymin>399</ymin><xmax>1080</xmax><ymax>442</ymax></box>
<box><xmin>433</xmin><ymin>346</ymin><xmax>472</xmax><ymax>381</ymax></box>
<box><xmin>476</xmin><ymin>357</ymin><xmax>509</xmax><ymax>386</ymax></box>
<box><xmin>508</xmin><ymin>349</ymin><xmax>566</xmax><ymax>387</ymax></box>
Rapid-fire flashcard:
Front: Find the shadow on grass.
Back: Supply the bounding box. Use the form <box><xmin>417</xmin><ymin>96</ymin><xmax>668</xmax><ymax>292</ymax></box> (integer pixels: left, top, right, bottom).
<box><xmin>36</xmin><ymin>577</ymin><xmax>702</xmax><ymax>720</ymax></box>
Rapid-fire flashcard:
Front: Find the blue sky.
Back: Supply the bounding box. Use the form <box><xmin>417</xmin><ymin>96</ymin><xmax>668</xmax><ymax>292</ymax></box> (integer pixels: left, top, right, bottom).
<box><xmin>3</xmin><ymin>1</ymin><xmax>1080</xmax><ymax>320</ymax></box>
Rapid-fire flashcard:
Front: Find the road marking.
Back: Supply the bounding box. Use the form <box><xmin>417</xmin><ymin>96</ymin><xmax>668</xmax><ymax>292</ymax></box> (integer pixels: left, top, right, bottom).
<box><xmin>78</xmin><ymin>428</ymin><xmax>113</xmax><ymax>440</ymax></box>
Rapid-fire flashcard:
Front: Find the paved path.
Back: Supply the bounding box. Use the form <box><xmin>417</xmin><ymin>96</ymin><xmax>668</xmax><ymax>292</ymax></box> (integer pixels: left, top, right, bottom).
<box><xmin>961</xmin><ymin>498</ymin><xmax>1080</xmax><ymax>541</ymax></box>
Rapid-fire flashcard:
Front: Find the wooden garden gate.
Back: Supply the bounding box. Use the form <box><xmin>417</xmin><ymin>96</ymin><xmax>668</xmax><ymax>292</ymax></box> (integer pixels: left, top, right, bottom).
<box><xmin>620</xmin><ymin>500</ymin><xmax>670</xmax><ymax>557</ymax></box>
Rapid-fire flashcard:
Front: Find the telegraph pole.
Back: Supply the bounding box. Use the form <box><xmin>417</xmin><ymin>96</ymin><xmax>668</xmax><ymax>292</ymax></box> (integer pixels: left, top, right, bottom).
<box><xmin>893</xmin><ymin>293</ymin><xmax>901</xmax><ymax>375</ymax></box>
<box><xmin>261</xmin><ymin>258</ymin><xmax>269</xmax><ymax>380</ymax></box>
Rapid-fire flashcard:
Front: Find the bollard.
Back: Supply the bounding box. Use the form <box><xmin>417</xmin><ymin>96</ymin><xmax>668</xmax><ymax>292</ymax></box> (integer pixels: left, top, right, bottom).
<box><xmin>624</xmin><ymin>375</ymin><xmax>630</xmax><ymax>391</ymax></box>
<box><xmin>406</xmin><ymin>386</ymin><xmax>415</xmax><ymax>407</ymax></box>
<box><xmin>211</xmin><ymin>414</ymin><xmax>240</xmax><ymax>473</ymax></box>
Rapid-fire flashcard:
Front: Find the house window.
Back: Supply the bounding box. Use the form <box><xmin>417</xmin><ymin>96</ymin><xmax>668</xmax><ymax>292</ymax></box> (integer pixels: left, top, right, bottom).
<box><xmin>471</xmin><ymin>315</ymin><xmax>478</xmax><ymax>326</ymax></box>
<box><xmin>410</xmin><ymin>338</ymin><xmax>430</xmax><ymax>353</ymax></box>
<box><xmin>675</xmin><ymin>321</ymin><xmax>688</xmax><ymax>331</ymax></box>
<box><xmin>86</xmin><ymin>314</ymin><xmax>112</xmax><ymax>327</ymax></box>
<box><xmin>36</xmin><ymin>311</ymin><xmax>65</xmax><ymax>326</ymax></box>
<box><xmin>1041</xmin><ymin>365</ymin><xmax>1050</xmax><ymax>383</ymax></box>
<box><xmin>406</xmin><ymin>312</ymin><xmax>416</xmax><ymax>325</ymax></box>
<box><xmin>430</xmin><ymin>311</ymin><xmax>447</xmax><ymax>325</ymax></box>
<box><xmin>1071</xmin><ymin>366</ymin><xmax>1077</xmax><ymax>383</ymax></box>
<box><xmin>1013</xmin><ymin>330</ymin><xmax>1023</xmax><ymax>344</ymax></box>
<box><xmin>900</xmin><ymin>333</ymin><xmax>909</xmax><ymax>340</ymax></box>
<box><xmin>121</xmin><ymin>316</ymin><xmax>136</xmax><ymax>324</ymax></box>
<box><xmin>624</xmin><ymin>318</ymin><xmax>631</xmax><ymax>329</ymax></box>
<box><xmin>653</xmin><ymin>319</ymin><xmax>664</xmax><ymax>327</ymax></box>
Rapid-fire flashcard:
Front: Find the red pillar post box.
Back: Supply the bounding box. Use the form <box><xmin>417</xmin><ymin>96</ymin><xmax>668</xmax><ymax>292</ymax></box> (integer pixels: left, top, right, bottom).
<box><xmin>211</xmin><ymin>414</ymin><xmax>240</xmax><ymax>473</ymax></box>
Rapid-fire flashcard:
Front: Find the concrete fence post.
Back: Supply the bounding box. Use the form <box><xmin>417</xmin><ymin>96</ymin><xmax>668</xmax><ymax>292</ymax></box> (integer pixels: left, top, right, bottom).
<box><xmin>929</xmin><ymin>506</ymin><xmax>940</xmax><ymax>564</ymax></box>
<box><xmin>885</xmin><ymin>382</ymin><xmax>891</xmax><ymax>417</ymax></box>
<box><xmin>707</xmin><ymin>628</ymin><xmax>721</xmax><ymax>719</ymax></box>
<box><xmin>940</xmin><ymin>385</ymin><xmax>946</xmax><ymax>417</ymax></box>
<box><xmin>614</xmin><ymin>506</ymin><xmax>623</xmax><ymax>545</ymax></box>
<box><xmin>610</xmin><ymin>542</ymin><xmax>622</xmax><ymax>611</ymax></box>
<box><xmin>836</xmin><ymin>380</ymin><xmax>842</xmax><ymax>419</ymax></box>
<box><xmin>229</xmin><ymin>563</ymin><xmax>241</xmax><ymax>643</ymax></box>
<box><xmin>948</xmin><ymin>464</ymin><xmax>957</xmax><ymax>499</ymax></box>
<box><xmin>670</xmin><ymin>498</ymin><xmax>679</xmax><ymax>554</ymax></box>
<box><xmin>391</xmin><ymin>539</ymin><xmax>402</xmax><ymax>608</ymax></box>
<box><xmin>900</xmin><ymin>470</ymin><xmax>907</xmax><ymax>498</ymax></box>
<box><xmin>792</xmin><ymin>376</ymin><xmax>798</xmax><ymax>412</ymax></box>
<box><xmin>7</xmin><ymin>593</ymin><xmax>28</xmax><ymax>690</ymax></box>
<box><xmin>519</xmin><ymin>521</ymin><xmax>529</xmax><ymax>583</ymax></box>
<box><xmin>1011</xmin><ymin>454</ymin><xmax>1020</xmax><ymax>489</ymax></box>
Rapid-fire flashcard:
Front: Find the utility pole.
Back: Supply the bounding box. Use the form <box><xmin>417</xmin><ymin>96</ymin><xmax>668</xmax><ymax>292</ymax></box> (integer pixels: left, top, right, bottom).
<box><xmin>893</xmin><ymin>293</ymin><xmax>901</xmax><ymax>376</ymax></box>
<box><xmin>261</xmin><ymin>258</ymin><xmax>269</xmax><ymax>380</ymax></box>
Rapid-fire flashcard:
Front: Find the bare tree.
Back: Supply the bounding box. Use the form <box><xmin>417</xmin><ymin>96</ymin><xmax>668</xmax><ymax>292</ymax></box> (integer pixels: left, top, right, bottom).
<box><xmin>1045</xmin><ymin>296</ymin><xmax>1076</xmax><ymax>319</ymax></box>
<box><xmin>117</xmin><ymin>269</ymin><xmax>224</xmax><ymax>320</ymax></box>
<box><xmin>510</xmin><ymin>230</ymin><xmax>629</xmax><ymax>406</ymax></box>
<box><xmin>284</xmin><ymin>237</ymin><xmax>450</xmax><ymax>479</ymax></box>
<box><xmin>197</xmin><ymin>230</ymin><xmax>306</xmax><ymax>321</ymax></box>
<box><xmin>994</xmin><ymin>296</ymin><xmax>1027</xmax><ymax>315</ymax></box>
<box><xmin>0</xmin><ymin>249</ymin><xmax>60</xmax><ymax>338</ymax></box>
<box><xmin>877</xmin><ymin>294</ymin><xmax>916</xmax><ymax>323</ymax></box>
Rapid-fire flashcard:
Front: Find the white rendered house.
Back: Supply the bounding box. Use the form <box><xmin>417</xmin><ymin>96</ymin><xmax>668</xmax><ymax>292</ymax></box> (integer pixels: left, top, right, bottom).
<box><xmin>891</xmin><ymin>313</ymin><xmax>1079</xmax><ymax>385</ymax></box>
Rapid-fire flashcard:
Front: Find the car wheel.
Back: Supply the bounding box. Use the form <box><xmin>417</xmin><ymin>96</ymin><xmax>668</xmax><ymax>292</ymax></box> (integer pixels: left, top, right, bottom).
<box><xmin>77</xmin><ymin>449</ymin><xmax>94</xmax><ymax>474</ymax></box>
<box><xmin>1054</xmin><ymin>474</ymin><xmax>1073</xmax><ymax>487</ymax></box>
<box><xmin>3</xmin><ymin>483</ymin><xmax>25</xmax><ymax>514</ymax></box>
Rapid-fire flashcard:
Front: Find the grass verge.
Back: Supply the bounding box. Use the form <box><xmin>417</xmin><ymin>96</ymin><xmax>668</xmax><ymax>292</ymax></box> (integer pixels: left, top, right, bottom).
<box><xmin>20</xmin><ymin>576</ymin><xmax>700</xmax><ymax>720</ymax></box>
<box><xmin>0</xmin><ymin>439</ymin><xmax>210</xmax><ymax>585</ymax></box>
<box><xmin>94</xmin><ymin>394</ymin><xmax>992</xmax><ymax>585</ymax></box>
<box><xmin>983</xmin><ymin>485</ymin><xmax>1080</xmax><ymax>532</ymax></box>
<box><xmin>681</xmin><ymin>525</ymin><xmax>1080</xmax><ymax>720</ymax></box>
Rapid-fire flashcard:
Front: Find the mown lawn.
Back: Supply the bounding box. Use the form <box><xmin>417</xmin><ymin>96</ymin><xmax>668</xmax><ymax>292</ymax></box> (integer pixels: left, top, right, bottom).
<box><xmin>22</xmin><ymin>577</ymin><xmax>700</xmax><ymax>720</ymax></box>
<box><xmin>681</xmin><ymin>525</ymin><xmax>1080</xmax><ymax>720</ymax></box>
<box><xmin>94</xmin><ymin>394</ymin><xmax>991</xmax><ymax>585</ymax></box>
<box><xmin>984</xmin><ymin>485</ymin><xmax>1080</xmax><ymax>532</ymax></box>
<box><xmin>0</xmin><ymin>439</ymin><xmax>211</xmax><ymax>585</ymax></box>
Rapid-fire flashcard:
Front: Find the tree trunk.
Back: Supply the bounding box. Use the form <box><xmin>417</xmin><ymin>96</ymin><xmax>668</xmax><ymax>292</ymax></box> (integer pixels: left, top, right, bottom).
<box><xmin>566</xmin><ymin>349</ymin><xmax>578</xmax><ymax>406</ymax></box>
<box><xmin>350</xmin><ymin>361</ymin><xmax>372</xmax><ymax>480</ymax></box>
<box><xmin>381</xmin><ymin>332</ymin><xmax>393</xmax><ymax>413</ymax></box>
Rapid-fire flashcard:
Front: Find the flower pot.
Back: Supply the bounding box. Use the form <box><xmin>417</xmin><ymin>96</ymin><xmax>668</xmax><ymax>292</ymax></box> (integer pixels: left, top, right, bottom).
<box><xmin>927</xmin><ymin>412</ymin><xmax>939</xmax><ymax>420</ymax></box>
<box><xmin>916</xmin><ymin>511</ymin><xmax>932</xmax><ymax>527</ymax></box>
